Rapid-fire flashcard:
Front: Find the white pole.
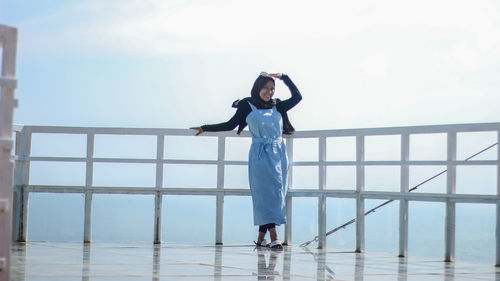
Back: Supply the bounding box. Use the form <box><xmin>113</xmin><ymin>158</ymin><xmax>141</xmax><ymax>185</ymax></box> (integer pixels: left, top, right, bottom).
<box><xmin>399</xmin><ymin>134</ymin><xmax>409</xmax><ymax>257</ymax></box>
<box><xmin>318</xmin><ymin>136</ymin><xmax>327</xmax><ymax>249</ymax></box>
<box><xmin>355</xmin><ymin>135</ymin><xmax>365</xmax><ymax>253</ymax></box>
<box><xmin>154</xmin><ymin>135</ymin><xmax>164</xmax><ymax>244</ymax></box>
<box><xmin>284</xmin><ymin>137</ymin><xmax>293</xmax><ymax>245</ymax></box>
<box><xmin>496</xmin><ymin>130</ymin><xmax>500</xmax><ymax>267</ymax></box>
<box><xmin>13</xmin><ymin>128</ymin><xmax>30</xmax><ymax>242</ymax></box>
<box><xmin>18</xmin><ymin>130</ymin><xmax>30</xmax><ymax>243</ymax></box>
<box><xmin>0</xmin><ymin>24</ymin><xmax>18</xmax><ymax>281</ymax></box>
<box><xmin>83</xmin><ymin>134</ymin><xmax>94</xmax><ymax>243</ymax></box>
<box><xmin>215</xmin><ymin>136</ymin><xmax>225</xmax><ymax>245</ymax></box>
<box><xmin>445</xmin><ymin>132</ymin><xmax>456</xmax><ymax>262</ymax></box>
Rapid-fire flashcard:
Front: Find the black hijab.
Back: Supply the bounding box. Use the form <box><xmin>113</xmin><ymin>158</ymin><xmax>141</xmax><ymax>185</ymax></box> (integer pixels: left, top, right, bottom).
<box><xmin>233</xmin><ymin>75</ymin><xmax>295</xmax><ymax>135</ymax></box>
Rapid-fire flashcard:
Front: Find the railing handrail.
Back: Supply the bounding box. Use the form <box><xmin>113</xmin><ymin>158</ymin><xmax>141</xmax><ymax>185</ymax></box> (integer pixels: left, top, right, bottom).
<box><xmin>13</xmin><ymin>121</ymin><xmax>500</xmax><ymax>136</ymax></box>
<box><xmin>11</xmin><ymin>121</ymin><xmax>500</xmax><ymax>266</ymax></box>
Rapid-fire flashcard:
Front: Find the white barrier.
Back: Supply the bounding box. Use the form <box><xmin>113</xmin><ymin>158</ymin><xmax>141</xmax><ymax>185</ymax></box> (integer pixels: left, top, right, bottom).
<box><xmin>11</xmin><ymin>122</ymin><xmax>500</xmax><ymax>265</ymax></box>
<box><xmin>0</xmin><ymin>24</ymin><xmax>18</xmax><ymax>281</ymax></box>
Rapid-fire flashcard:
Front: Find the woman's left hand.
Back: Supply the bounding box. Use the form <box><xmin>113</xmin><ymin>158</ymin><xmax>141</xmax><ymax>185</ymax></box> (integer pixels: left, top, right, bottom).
<box><xmin>190</xmin><ymin>127</ymin><xmax>204</xmax><ymax>136</ymax></box>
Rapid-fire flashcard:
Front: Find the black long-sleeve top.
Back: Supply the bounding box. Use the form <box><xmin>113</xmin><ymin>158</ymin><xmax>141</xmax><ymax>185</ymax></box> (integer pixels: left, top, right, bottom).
<box><xmin>201</xmin><ymin>74</ymin><xmax>302</xmax><ymax>133</ymax></box>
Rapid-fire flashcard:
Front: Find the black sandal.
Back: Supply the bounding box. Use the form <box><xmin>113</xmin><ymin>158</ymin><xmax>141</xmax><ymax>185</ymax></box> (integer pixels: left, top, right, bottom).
<box><xmin>254</xmin><ymin>239</ymin><xmax>269</xmax><ymax>247</ymax></box>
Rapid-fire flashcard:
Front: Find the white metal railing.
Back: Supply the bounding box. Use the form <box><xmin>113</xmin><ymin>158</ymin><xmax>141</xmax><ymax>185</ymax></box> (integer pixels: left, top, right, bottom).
<box><xmin>0</xmin><ymin>23</ymin><xmax>18</xmax><ymax>281</ymax></box>
<box><xmin>11</xmin><ymin>122</ymin><xmax>500</xmax><ymax>265</ymax></box>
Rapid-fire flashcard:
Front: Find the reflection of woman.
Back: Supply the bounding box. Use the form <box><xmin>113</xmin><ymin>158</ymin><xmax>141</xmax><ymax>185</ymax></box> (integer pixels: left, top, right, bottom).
<box><xmin>256</xmin><ymin>249</ymin><xmax>280</xmax><ymax>280</ymax></box>
<box><xmin>191</xmin><ymin>72</ymin><xmax>302</xmax><ymax>248</ymax></box>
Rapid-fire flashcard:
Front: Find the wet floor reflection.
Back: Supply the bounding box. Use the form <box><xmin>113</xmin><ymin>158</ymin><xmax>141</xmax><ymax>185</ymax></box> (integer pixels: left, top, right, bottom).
<box><xmin>9</xmin><ymin>242</ymin><xmax>499</xmax><ymax>280</ymax></box>
<box><xmin>300</xmin><ymin>246</ymin><xmax>335</xmax><ymax>280</ymax></box>
<box><xmin>214</xmin><ymin>245</ymin><xmax>223</xmax><ymax>281</ymax></box>
<box><xmin>254</xmin><ymin>248</ymin><xmax>280</xmax><ymax>280</ymax></box>
<box><xmin>10</xmin><ymin>243</ymin><xmax>26</xmax><ymax>281</ymax></box>
<box><xmin>397</xmin><ymin>257</ymin><xmax>407</xmax><ymax>281</ymax></box>
<box><xmin>444</xmin><ymin>262</ymin><xmax>455</xmax><ymax>281</ymax></box>
<box><xmin>152</xmin><ymin>244</ymin><xmax>161</xmax><ymax>281</ymax></box>
<box><xmin>82</xmin><ymin>244</ymin><xmax>90</xmax><ymax>281</ymax></box>
<box><xmin>354</xmin><ymin>252</ymin><xmax>364</xmax><ymax>281</ymax></box>
<box><xmin>282</xmin><ymin>246</ymin><xmax>291</xmax><ymax>281</ymax></box>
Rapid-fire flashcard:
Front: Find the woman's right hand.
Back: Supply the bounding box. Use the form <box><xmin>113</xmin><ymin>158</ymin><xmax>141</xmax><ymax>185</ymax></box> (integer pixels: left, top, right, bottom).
<box><xmin>190</xmin><ymin>127</ymin><xmax>204</xmax><ymax>136</ymax></box>
<box><xmin>266</xmin><ymin>73</ymin><xmax>282</xmax><ymax>79</ymax></box>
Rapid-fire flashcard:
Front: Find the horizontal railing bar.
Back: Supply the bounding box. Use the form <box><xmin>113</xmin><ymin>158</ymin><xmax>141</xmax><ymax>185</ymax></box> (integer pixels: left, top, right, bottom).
<box><xmin>292</xmin><ymin>122</ymin><xmax>500</xmax><ymax>138</ymax></box>
<box><xmin>25</xmin><ymin>157</ymin><xmax>499</xmax><ymax>166</ymax></box>
<box><xmin>220</xmin><ymin>160</ymin><xmax>248</xmax><ymax>165</ymax></box>
<box><xmin>26</xmin><ymin>157</ymin><xmax>249</xmax><ymax>165</ymax></box>
<box><xmin>290</xmin><ymin>160</ymin><xmax>499</xmax><ymax>166</ymax></box>
<box><xmin>17</xmin><ymin>122</ymin><xmax>500</xmax><ymax>138</ymax></box>
<box><xmin>25</xmin><ymin>185</ymin><xmax>498</xmax><ymax>203</ymax></box>
<box><xmin>93</xmin><ymin>157</ymin><xmax>155</xmax><ymax>164</ymax></box>
<box><xmin>163</xmin><ymin>160</ymin><xmax>247</xmax><ymax>165</ymax></box>
<box><xmin>26</xmin><ymin>185</ymin><xmax>252</xmax><ymax>196</ymax></box>
<box><xmin>28</xmin><ymin>157</ymin><xmax>158</xmax><ymax>164</ymax></box>
<box><xmin>21</xmin><ymin>126</ymin><xmax>253</xmax><ymax>137</ymax></box>
<box><xmin>289</xmin><ymin>189</ymin><xmax>358</xmax><ymax>198</ymax></box>
<box><xmin>29</xmin><ymin>156</ymin><xmax>88</xmax><ymax>162</ymax></box>
<box><xmin>164</xmin><ymin>159</ymin><xmax>216</xmax><ymax>165</ymax></box>
<box><xmin>406</xmin><ymin>160</ymin><xmax>499</xmax><ymax>166</ymax></box>
<box><xmin>360</xmin><ymin>191</ymin><xmax>499</xmax><ymax>203</ymax></box>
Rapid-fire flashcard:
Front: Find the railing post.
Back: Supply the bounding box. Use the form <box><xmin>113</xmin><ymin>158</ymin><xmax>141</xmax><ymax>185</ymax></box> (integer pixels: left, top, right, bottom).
<box><xmin>12</xmin><ymin>131</ymin><xmax>20</xmax><ymax>241</ymax></box>
<box><xmin>84</xmin><ymin>134</ymin><xmax>94</xmax><ymax>243</ymax></box>
<box><xmin>154</xmin><ymin>135</ymin><xmax>164</xmax><ymax>244</ymax></box>
<box><xmin>445</xmin><ymin>132</ymin><xmax>457</xmax><ymax>262</ymax></box>
<box><xmin>14</xmin><ymin>127</ymin><xmax>30</xmax><ymax>242</ymax></box>
<box><xmin>12</xmin><ymin>129</ymin><xmax>24</xmax><ymax>241</ymax></box>
<box><xmin>215</xmin><ymin>136</ymin><xmax>225</xmax><ymax>245</ymax></box>
<box><xmin>284</xmin><ymin>137</ymin><xmax>293</xmax><ymax>245</ymax></box>
<box><xmin>399</xmin><ymin>133</ymin><xmax>409</xmax><ymax>257</ymax></box>
<box><xmin>318</xmin><ymin>136</ymin><xmax>327</xmax><ymax>249</ymax></box>
<box><xmin>355</xmin><ymin>135</ymin><xmax>365</xmax><ymax>253</ymax></box>
<box><xmin>496</xmin><ymin>130</ymin><xmax>500</xmax><ymax>267</ymax></box>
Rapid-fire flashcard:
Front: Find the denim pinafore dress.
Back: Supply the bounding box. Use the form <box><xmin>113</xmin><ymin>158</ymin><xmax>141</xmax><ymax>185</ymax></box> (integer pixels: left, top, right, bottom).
<box><xmin>246</xmin><ymin>102</ymin><xmax>288</xmax><ymax>226</ymax></box>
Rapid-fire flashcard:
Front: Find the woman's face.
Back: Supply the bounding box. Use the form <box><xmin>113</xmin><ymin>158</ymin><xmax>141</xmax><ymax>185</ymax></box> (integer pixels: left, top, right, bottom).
<box><xmin>259</xmin><ymin>81</ymin><xmax>275</xmax><ymax>102</ymax></box>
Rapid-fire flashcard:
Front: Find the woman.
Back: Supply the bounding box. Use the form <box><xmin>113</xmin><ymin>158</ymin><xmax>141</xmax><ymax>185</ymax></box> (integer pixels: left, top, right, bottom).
<box><xmin>191</xmin><ymin>72</ymin><xmax>302</xmax><ymax>249</ymax></box>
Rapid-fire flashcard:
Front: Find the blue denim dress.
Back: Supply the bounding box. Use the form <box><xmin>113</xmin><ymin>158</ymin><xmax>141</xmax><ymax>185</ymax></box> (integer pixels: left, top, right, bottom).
<box><xmin>246</xmin><ymin>102</ymin><xmax>288</xmax><ymax>226</ymax></box>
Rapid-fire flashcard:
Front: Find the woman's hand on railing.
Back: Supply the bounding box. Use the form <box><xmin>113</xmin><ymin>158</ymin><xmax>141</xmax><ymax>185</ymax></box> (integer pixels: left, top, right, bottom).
<box><xmin>190</xmin><ymin>127</ymin><xmax>204</xmax><ymax>136</ymax></box>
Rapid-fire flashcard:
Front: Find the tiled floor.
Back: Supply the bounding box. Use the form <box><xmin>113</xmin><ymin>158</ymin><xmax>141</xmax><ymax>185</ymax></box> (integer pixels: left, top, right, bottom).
<box><xmin>9</xmin><ymin>242</ymin><xmax>500</xmax><ymax>280</ymax></box>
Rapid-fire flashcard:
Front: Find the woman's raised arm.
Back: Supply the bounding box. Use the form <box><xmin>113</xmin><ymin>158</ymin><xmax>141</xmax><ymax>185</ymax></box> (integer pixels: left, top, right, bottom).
<box><xmin>276</xmin><ymin>74</ymin><xmax>302</xmax><ymax>112</ymax></box>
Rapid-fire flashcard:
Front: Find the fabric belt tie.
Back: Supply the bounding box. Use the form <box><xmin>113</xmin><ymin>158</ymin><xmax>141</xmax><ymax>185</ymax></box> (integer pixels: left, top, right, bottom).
<box><xmin>253</xmin><ymin>137</ymin><xmax>282</xmax><ymax>159</ymax></box>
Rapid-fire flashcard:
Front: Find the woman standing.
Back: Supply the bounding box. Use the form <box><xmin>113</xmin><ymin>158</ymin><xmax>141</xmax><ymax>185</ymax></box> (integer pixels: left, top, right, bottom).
<box><xmin>191</xmin><ymin>72</ymin><xmax>302</xmax><ymax>249</ymax></box>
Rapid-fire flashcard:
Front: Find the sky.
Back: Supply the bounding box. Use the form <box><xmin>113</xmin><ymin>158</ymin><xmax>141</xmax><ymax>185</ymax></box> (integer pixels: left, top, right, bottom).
<box><xmin>1</xmin><ymin>0</ymin><xmax>499</xmax><ymax>130</ymax></box>
<box><xmin>1</xmin><ymin>0</ymin><xmax>499</xmax><ymax>263</ymax></box>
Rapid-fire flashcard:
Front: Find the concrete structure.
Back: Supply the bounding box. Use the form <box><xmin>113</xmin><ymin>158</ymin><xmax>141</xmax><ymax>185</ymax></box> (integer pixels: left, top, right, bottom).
<box><xmin>0</xmin><ymin>24</ymin><xmax>18</xmax><ymax>281</ymax></box>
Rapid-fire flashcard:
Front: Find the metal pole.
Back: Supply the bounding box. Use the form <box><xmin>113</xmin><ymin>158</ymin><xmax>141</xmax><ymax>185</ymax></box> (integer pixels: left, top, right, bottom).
<box><xmin>154</xmin><ymin>135</ymin><xmax>164</xmax><ymax>244</ymax></box>
<box><xmin>445</xmin><ymin>132</ymin><xmax>456</xmax><ymax>262</ymax></box>
<box><xmin>355</xmin><ymin>135</ymin><xmax>365</xmax><ymax>253</ymax></box>
<box><xmin>496</xmin><ymin>130</ymin><xmax>500</xmax><ymax>267</ymax></box>
<box><xmin>284</xmin><ymin>137</ymin><xmax>293</xmax><ymax>245</ymax></box>
<box><xmin>399</xmin><ymin>133</ymin><xmax>409</xmax><ymax>257</ymax></box>
<box><xmin>14</xmin><ymin>127</ymin><xmax>30</xmax><ymax>243</ymax></box>
<box><xmin>318</xmin><ymin>136</ymin><xmax>327</xmax><ymax>249</ymax></box>
<box><xmin>83</xmin><ymin>134</ymin><xmax>94</xmax><ymax>243</ymax></box>
<box><xmin>215</xmin><ymin>136</ymin><xmax>225</xmax><ymax>245</ymax></box>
